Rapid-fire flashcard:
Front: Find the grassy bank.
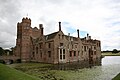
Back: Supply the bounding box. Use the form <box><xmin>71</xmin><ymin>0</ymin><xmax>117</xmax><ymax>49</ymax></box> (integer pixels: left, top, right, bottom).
<box><xmin>112</xmin><ymin>73</ymin><xmax>120</xmax><ymax>80</ymax></box>
<box><xmin>102</xmin><ymin>52</ymin><xmax>120</xmax><ymax>56</ymax></box>
<box><xmin>9</xmin><ymin>63</ymin><xmax>108</xmax><ymax>80</ymax></box>
<box><xmin>10</xmin><ymin>63</ymin><xmax>65</xmax><ymax>80</ymax></box>
<box><xmin>0</xmin><ymin>63</ymin><xmax>40</xmax><ymax>80</ymax></box>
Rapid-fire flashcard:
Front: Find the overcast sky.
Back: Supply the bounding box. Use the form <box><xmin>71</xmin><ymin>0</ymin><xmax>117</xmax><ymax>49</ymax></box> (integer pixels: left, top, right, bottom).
<box><xmin>0</xmin><ymin>0</ymin><xmax>120</xmax><ymax>51</ymax></box>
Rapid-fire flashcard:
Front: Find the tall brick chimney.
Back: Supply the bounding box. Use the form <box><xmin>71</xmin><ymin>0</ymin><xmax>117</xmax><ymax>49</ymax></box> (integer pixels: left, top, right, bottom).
<box><xmin>59</xmin><ymin>22</ymin><xmax>61</xmax><ymax>31</ymax></box>
<box><xmin>39</xmin><ymin>24</ymin><xmax>44</xmax><ymax>35</ymax></box>
<box><xmin>77</xmin><ymin>29</ymin><xmax>80</xmax><ymax>38</ymax></box>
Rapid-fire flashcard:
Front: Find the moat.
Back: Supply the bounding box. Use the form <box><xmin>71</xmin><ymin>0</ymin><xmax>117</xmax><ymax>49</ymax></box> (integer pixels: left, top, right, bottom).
<box><xmin>11</xmin><ymin>56</ymin><xmax>120</xmax><ymax>80</ymax></box>
<box><xmin>73</xmin><ymin>56</ymin><xmax>120</xmax><ymax>80</ymax></box>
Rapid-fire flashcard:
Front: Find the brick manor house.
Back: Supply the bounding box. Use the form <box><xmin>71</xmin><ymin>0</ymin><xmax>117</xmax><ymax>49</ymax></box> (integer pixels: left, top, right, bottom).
<box><xmin>14</xmin><ymin>17</ymin><xmax>101</xmax><ymax>65</ymax></box>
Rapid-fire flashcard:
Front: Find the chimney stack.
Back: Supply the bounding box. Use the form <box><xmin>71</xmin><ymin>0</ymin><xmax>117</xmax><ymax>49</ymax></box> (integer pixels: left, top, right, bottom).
<box><xmin>77</xmin><ymin>29</ymin><xmax>80</xmax><ymax>38</ymax></box>
<box><xmin>87</xmin><ymin>33</ymin><xmax>89</xmax><ymax>37</ymax></box>
<box><xmin>39</xmin><ymin>24</ymin><xmax>44</xmax><ymax>35</ymax></box>
<box><xmin>59</xmin><ymin>22</ymin><xmax>61</xmax><ymax>31</ymax></box>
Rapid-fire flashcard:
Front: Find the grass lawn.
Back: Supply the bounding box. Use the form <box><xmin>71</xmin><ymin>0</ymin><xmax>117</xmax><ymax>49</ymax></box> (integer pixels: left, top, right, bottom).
<box><xmin>9</xmin><ymin>63</ymin><xmax>65</xmax><ymax>80</ymax></box>
<box><xmin>0</xmin><ymin>63</ymin><xmax>40</xmax><ymax>80</ymax></box>
<box><xmin>112</xmin><ymin>73</ymin><xmax>120</xmax><ymax>80</ymax></box>
<box><xmin>102</xmin><ymin>52</ymin><xmax>120</xmax><ymax>56</ymax></box>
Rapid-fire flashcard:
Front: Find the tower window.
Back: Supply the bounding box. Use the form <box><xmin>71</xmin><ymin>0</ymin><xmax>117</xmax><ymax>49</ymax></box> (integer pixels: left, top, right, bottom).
<box><xmin>48</xmin><ymin>51</ymin><xmax>51</xmax><ymax>58</ymax></box>
<box><xmin>70</xmin><ymin>51</ymin><xmax>72</xmax><ymax>57</ymax></box>
<box><xmin>74</xmin><ymin>51</ymin><xmax>76</xmax><ymax>56</ymax></box>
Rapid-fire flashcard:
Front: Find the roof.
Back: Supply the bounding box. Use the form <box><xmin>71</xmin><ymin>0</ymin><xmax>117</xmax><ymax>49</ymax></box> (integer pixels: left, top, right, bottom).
<box><xmin>44</xmin><ymin>31</ymin><xmax>59</xmax><ymax>40</ymax></box>
<box><xmin>65</xmin><ymin>35</ymin><xmax>78</xmax><ymax>41</ymax></box>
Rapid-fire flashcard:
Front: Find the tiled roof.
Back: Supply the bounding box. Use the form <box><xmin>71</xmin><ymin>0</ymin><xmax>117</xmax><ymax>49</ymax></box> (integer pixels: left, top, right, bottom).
<box><xmin>44</xmin><ymin>31</ymin><xmax>59</xmax><ymax>40</ymax></box>
<box><xmin>65</xmin><ymin>35</ymin><xmax>78</xmax><ymax>41</ymax></box>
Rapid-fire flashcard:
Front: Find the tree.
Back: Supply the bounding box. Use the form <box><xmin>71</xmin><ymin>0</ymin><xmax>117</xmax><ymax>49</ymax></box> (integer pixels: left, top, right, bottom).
<box><xmin>0</xmin><ymin>47</ymin><xmax>5</xmax><ymax>56</ymax></box>
<box><xmin>112</xmin><ymin>49</ymin><xmax>119</xmax><ymax>53</ymax></box>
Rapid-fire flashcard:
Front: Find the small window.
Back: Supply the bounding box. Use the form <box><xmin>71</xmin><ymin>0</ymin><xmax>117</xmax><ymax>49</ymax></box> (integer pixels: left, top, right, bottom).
<box><xmin>60</xmin><ymin>43</ymin><xmax>63</xmax><ymax>47</ymax></box>
<box><xmin>70</xmin><ymin>51</ymin><xmax>72</xmax><ymax>57</ymax></box>
<box><xmin>78</xmin><ymin>51</ymin><xmax>79</xmax><ymax>56</ymax></box>
<box><xmin>32</xmin><ymin>52</ymin><xmax>35</xmax><ymax>57</ymax></box>
<box><xmin>84</xmin><ymin>46</ymin><xmax>86</xmax><ymax>51</ymax></box>
<box><xmin>74</xmin><ymin>51</ymin><xmax>76</xmax><ymax>56</ymax></box>
<box><xmin>48</xmin><ymin>51</ymin><xmax>51</xmax><ymax>58</ymax></box>
<box><xmin>94</xmin><ymin>46</ymin><xmax>96</xmax><ymax>49</ymax></box>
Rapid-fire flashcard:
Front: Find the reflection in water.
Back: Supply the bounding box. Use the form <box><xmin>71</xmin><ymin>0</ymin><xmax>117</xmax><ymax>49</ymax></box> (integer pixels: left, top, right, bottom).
<box><xmin>79</xmin><ymin>56</ymin><xmax>120</xmax><ymax>80</ymax></box>
<box><xmin>49</xmin><ymin>56</ymin><xmax>120</xmax><ymax>80</ymax></box>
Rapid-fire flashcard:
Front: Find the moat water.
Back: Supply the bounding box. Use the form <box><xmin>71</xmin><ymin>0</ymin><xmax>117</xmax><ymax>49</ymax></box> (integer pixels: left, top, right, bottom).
<box><xmin>78</xmin><ymin>56</ymin><xmax>120</xmax><ymax>80</ymax></box>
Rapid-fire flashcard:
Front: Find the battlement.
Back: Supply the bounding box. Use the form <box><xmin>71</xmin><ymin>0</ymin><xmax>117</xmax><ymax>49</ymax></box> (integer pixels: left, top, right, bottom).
<box><xmin>22</xmin><ymin>17</ymin><xmax>31</xmax><ymax>23</ymax></box>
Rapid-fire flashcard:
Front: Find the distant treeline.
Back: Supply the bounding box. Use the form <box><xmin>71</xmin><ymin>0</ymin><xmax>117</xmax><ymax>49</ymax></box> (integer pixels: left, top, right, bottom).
<box><xmin>102</xmin><ymin>49</ymin><xmax>120</xmax><ymax>53</ymax></box>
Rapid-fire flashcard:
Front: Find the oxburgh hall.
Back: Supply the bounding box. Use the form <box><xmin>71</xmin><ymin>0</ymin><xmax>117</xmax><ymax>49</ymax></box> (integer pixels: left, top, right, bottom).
<box><xmin>14</xmin><ymin>17</ymin><xmax>101</xmax><ymax>65</ymax></box>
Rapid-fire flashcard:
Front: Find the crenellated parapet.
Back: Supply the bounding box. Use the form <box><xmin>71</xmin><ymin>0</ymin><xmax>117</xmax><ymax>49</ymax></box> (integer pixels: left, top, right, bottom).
<box><xmin>22</xmin><ymin>17</ymin><xmax>31</xmax><ymax>24</ymax></box>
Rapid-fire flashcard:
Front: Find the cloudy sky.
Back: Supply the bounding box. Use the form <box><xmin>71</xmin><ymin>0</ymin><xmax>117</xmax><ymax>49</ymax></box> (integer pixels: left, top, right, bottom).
<box><xmin>0</xmin><ymin>0</ymin><xmax>120</xmax><ymax>51</ymax></box>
